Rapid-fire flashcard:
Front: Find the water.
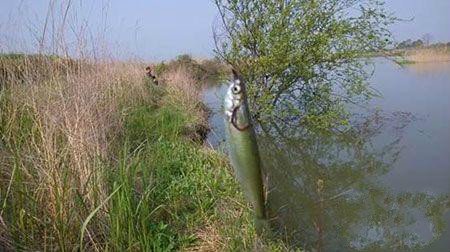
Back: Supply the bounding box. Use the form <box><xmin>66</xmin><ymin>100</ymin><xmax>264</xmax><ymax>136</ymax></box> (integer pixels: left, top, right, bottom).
<box><xmin>203</xmin><ymin>59</ymin><xmax>450</xmax><ymax>251</ymax></box>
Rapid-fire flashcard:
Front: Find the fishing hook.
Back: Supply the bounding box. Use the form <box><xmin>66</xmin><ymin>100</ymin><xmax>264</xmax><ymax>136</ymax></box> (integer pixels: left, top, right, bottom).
<box><xmin>231</xmin><ymin>105</ymin><xmax>250</xmax><ymax>131</ymax></box>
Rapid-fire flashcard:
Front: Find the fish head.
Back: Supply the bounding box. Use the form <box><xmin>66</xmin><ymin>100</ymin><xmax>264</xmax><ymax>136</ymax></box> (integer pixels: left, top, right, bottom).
<box><xmin>224</xmin><ymin>71</ymin><xmax>244</xmax><ymax>121</ymax></box>
<box><xmin>224</xmin><ymin>70</ymin><xmax>251</xmax><ymax>130</ymax></box>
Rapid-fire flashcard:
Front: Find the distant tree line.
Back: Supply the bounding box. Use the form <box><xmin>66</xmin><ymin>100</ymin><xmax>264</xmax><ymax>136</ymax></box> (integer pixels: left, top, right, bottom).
<box><xmin>396</xmin><ymin>39</ymin><xmax>425</xmax><ymax>49</ymax></box>
<box><xmin>396</xmin><ymin>38</ymin><xmax>450</xmax><ymax>50</ymax></box>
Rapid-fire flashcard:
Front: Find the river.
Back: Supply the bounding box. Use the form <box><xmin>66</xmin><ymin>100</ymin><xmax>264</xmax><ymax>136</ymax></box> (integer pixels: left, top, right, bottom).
<box><xmin>202</xmin><ymin>59</ymin><xmax>450</xmax><ymax>251</ymax></box>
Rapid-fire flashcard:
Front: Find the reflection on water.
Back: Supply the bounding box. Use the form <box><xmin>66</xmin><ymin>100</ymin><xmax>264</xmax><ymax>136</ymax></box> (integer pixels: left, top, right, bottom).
<box><xmin>203</xmin><ymin>60</ymin><xmax>450</xmax><ymax>251</ymax></box>
<box><xmin>407</xmin><ymin>61</ymin><xmax>450</xmax><ymax>75</ymax></box>
<box><xmin>260</xmin><ymin>113</ymin><xmax>448</xmax><ymax>251</ymax></box>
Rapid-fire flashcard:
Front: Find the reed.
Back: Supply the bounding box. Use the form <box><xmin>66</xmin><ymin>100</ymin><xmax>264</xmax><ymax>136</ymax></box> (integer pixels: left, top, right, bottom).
<box><xmin>403</xmin><ymin>47</ymin><xmax>450</xmax><ymax>63</ymax></box>
<box><xmin>0</xmin><ymin>55</ymin><xmax>150</xmax><ymax>250</ymax></box>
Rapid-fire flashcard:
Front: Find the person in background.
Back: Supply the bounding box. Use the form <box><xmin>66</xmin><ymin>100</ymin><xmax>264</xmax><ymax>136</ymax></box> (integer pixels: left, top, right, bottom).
<box><xmin>145</xmin><ymin>65</ymin><xmax>158</xmax><ymax>85</ymax></box>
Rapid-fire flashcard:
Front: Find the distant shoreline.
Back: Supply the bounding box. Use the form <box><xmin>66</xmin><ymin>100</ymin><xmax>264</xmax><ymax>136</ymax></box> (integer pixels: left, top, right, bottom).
<box><xmin>394</xmin><ymin>47</ymin><xmax>450</xmax><ymax>65</ymax></box>
<box><xmin>369</xmin><ymin>45</ymin><xmax>450</xmax><ymax>65</ymax></box>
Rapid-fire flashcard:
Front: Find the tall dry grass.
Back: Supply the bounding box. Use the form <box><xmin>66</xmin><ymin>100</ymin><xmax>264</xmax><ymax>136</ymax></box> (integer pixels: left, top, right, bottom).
<box><xmin>404</xmin><ymin>46</ymin><xmax>450</xmax><ymax>63</ymax></box>
<box><xmin>159</xmin><ymin>65</ymin><xmax>210</xmax><ymax>142</ymax></box>
<box><xmin>161</xmin><ymin>66</ymin><xmax>202</xmax><ymax>113</ymax></box>
<box><xmin>3</xmin><ymin>57</ymin><xmax>149</xmax><ymax>197</ymax></box>
<box><xmin>0</xmin><ymin>56</ymin><xmax>152</xmax><ymax>250</ymax></box>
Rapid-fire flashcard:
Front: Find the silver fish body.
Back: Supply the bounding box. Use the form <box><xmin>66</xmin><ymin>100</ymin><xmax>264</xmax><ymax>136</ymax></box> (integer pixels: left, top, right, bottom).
<box><xmin>224</xmin><ymin>71</ymin><xmax>267</xmax><ymax>229</ymax></box>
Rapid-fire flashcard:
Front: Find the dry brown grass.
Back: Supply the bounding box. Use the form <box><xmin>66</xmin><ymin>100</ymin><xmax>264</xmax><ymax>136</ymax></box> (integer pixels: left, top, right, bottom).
<box><xmin>404</xmin><ymin>47</ymin><xmax>450</xmax><ymax>63</ymax></box>
<box><xmin>162</xmin><ymin>66</ymin><xmax>202</xmax><ymax>108</ymax></box>
<box><xmin>0</xmin><ymin>56</ymin><xmax>152</xmax><ymax>248</ymax></box>
<box><xmin>161</xmin><ymin>65</ymin><xmax>209</xmax><ymax>134</ymax></box>
<box><xmin>4</xmin><ymin>58</ymin><xmax>148</xmax><ymax>201</ymax></box>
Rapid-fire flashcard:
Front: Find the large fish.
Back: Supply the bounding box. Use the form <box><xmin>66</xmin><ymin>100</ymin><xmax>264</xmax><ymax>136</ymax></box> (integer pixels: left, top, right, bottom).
<box><xmin>224</xmin><ymin>70</ymin><xmax>268</xmax><ymax>233</ymax></box>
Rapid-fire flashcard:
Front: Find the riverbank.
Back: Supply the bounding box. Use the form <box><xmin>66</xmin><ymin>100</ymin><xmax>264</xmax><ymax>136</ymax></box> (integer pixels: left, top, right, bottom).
<box><xmin>385</xmin><ymin>46</ymin><xmax>450</xmax><ymax>65</ymax></box>
<box><xmin>0</xmin><ymin>55</ymin><xmax>285</xmax><ymax>251</ymax></box>
<box><xmin>365</xmin><ymin>45</ymin><xmax>450</xmax><ymax>65</ymax></box>
<box><xmin>399</xmin><ymin>47</ymin><xmax>450</xmax><ymax>64</ymax></box>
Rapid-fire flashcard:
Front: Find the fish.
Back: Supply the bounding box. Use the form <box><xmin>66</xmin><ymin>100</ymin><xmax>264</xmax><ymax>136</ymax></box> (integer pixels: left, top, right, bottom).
<box><xmin>224</xmin><ymin>69</ymin><xmax>268</xmax><ymax>233</ymax></box>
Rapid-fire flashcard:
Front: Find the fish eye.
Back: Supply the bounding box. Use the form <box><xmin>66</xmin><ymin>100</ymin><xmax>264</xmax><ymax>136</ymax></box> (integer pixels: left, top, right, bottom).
<box><xmin>231</xmin><ymin>85</ymin><xmax>241</xmax><ymax>94</ymax></box>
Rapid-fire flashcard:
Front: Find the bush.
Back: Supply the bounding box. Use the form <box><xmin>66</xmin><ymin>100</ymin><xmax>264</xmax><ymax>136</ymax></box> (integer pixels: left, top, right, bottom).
<box><xmin>154</xmin><ymin>54</ymin><xmax>228</xmax><ymax>84</ymax></box>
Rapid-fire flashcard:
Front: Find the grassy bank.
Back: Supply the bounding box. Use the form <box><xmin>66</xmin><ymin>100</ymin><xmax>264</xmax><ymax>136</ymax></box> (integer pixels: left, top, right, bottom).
<box><xmin>153</xmin><ymin>54</ymin><xmax>230</xmax><ymax>84</ymax></box>
<box><xmin>364</xmin><ymin>45</ymin><xmax>450</xmax><ymax>65</ymax></box>
<box><xmin>0</xmin><ymin>55</ymin><xmax>283</xmax><ymax>251</ymax></box>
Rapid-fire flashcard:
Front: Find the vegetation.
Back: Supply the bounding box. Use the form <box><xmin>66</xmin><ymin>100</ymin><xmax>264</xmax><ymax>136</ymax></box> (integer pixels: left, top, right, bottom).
<box><xmin>214</xmin><ymin>0</ymin><xmax>397</xmax><ymax>126</ymax></box>
<box><xmin>397</xmin><ymin>47</ymin><xmax>450</xmax><ymax>64</ymax></box>
<box><xmin>0</xmin><ymin>55</ymin><xmax>287</xmax><ymax>251</ymax></box>
<box><xmin>395</xmin><ymin>36</ymin><xmax>450</xmax><ymax>50</ymax></box>
<box><xmin>392</xmin><ymin>40</ymin><xmax>450</xmax><ymax>64</ymax></box>
<box><xmin>396</xmin><ymin>38</ymin><xmax>427</xmax><ymax>49</ymax></box>
<box><xmin>2</xmin><ymin>0</ymin><xmax>447</xmax><ymax>251</ymax></box>
<box><xmin>0</xmin><ymin>2</ymin><xmax>290</xmax><ymax>250</ymax></box>
<box><xmin>154</xmin><ymin>54</ymin><xmax>229</xmax><ymax>84</ymax></box>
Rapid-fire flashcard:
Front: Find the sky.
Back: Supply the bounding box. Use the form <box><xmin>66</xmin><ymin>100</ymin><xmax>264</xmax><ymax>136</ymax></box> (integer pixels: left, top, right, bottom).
<box><xmin>0</xmin><ymin>0</ymin><xmax>449</xmax><ymax>60</ymax></box>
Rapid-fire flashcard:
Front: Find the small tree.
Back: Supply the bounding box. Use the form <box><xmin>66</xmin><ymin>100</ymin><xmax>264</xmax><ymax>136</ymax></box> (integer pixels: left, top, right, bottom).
<box><xmin>214</xmin><ymin>0</ymin><xmax>397</xmax><ymax>127</ymax></box>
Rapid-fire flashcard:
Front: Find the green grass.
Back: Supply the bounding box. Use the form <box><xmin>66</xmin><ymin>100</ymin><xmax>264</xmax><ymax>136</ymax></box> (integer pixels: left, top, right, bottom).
<box><xmin>103</xmin><ymin>103</ymin><xmax>256</xmax><ymax>250</ymax></box>
<box><xmin>0</xmin><ymin>63</ymin><xmax>280</xmax><ymax>250</ymax></box>
<box><xmin>393</xmin><ymin>57</ymin><xmax>416</xmax><ymax>65</ymax></box>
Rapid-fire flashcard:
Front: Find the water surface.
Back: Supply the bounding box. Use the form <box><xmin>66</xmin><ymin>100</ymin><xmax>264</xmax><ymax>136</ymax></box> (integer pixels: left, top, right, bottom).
<box><xmin>203</xmin><ymin>60</ymin><xmax>450</xmax><ymax>251</ymax></box>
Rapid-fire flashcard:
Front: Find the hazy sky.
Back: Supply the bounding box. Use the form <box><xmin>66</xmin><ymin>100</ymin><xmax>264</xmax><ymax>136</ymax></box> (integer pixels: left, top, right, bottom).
<box><xmin>1</xmin><ymin>0</ymin><xmax>449</xmax><ymax>60</ymax></box>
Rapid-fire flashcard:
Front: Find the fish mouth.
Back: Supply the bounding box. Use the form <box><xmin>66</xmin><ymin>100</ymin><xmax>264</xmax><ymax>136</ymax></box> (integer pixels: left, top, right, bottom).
<box><xmin>225</xmin><ymin>75</ymin><xmax>250</xmax><ymax>131</ymax></box>
<box><xmin>231</xmin><ymin>105</ymin><xmax>250</xmax><ymax>131</ymax></box>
